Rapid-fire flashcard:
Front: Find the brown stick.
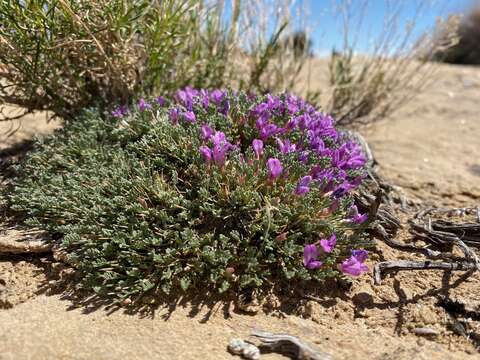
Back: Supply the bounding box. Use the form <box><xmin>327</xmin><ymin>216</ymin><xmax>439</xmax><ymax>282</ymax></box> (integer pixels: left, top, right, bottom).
<box><xmin>250</xmin><ymin>330</ymin><xmax>332</xmax><ymax>360</ymax></box>
<box><xmin>373</xmin><ymin>260</ymin><xmax>477</xmax><ymax>285</ymax></box>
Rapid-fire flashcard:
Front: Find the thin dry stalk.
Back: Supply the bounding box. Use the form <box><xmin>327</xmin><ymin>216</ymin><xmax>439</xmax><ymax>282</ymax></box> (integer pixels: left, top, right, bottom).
<box><xmin>324</xmin><ymin>0</ymin><xmax>460</xmax><ymax>127</ymax></box>
<box><xmin>374</xmin><ymin>206</ymin><xmax>480</xmax><ymax>285</ymax></box>
<box><xmin>409</xmin><ymin>207</ymin><xmax>480</xmax><ymax>248</ymax></box>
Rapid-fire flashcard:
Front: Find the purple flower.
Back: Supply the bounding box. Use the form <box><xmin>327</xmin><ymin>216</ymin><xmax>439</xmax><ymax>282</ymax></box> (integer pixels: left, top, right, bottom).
<box><xmin>183</xmin><ymin>111</ymin><xmax>196</xmax><ymax>123</ymax></box>
<box><xmin>200</xmin><ymin>124</ymin><xmax>214</xmax><ymax>141</ymax></box>
<box><xmin>340</xmin><ymin>250</ymin><xmax>369</xmax><ymax>276</ymax></box>
<box><xmin>319</xmin><ymin>234</ymin><xmax>337</xmax><ymax>253</ymax></box>
<box><xmin>212</xmin><ymin>131</ymin><xmax>226</xmax><ymax>146</ymax></box>
<box><xmin>111</xmin><ymin>105</ymin><xmax>128</xmax><ymax>117</ymax></box>
<box><xmin>252</xmin><ymin>139</ymin><xmax>263</xmax><ymax>159</ymax></box>
<box><xmin>285</xmin><ymin>116</ymin><xmax>299</xmax><ymax>131</ymax></box>
<box><xmin>199</xmin><ymin>89</ymin><xmax>209</xmax><ymax>109</ymax></box>
<box><xmin>211</xmin><ymin>131</ymin><xmax>232</xmax><ymax>166</ymax></box>
<box><xmin>276</xmin><ymin>138</ymin><xmax>296</xmax><ymax>154</ymax></box>
<box><xmin>199</xmin><ymin>146</ymin><xmax>212</xmax><ymax>163</ymax></box>
<box><xmin>310</xmin><ymin>166</ymin><xmax>330</xmax><ymax>180</ymax></box>
<box><xmin>175</xmin><ymin>88</ymin><xmax>195</xmax><ymax>110</ymax></box>
<box><xmin>251</xmin><ymin>103</ymin><xmax>269</xmax><ymax>120</ymax></box>
<box><xmin>213</xmin><ymin>144</ymin><xmax>229</xmax><ymax>165</ymax></box>
<box><xmin>331</xmin><ymin>141</ymin><xmax>366</xmax><ymax>171</ymax></box>
<box><xmin>267</xmin><ymin>158</ymin><xmax>282</xmax><ymax>179</ymax></box>
<box><xmin>350</xmin><ymin>174</ymin><xmax>366</xmax><ymax>187</ymax></box>
<box><xmin>286</xmin><ymin>100</ymin><xmax>299</xmax><ymax>114</ymax></box>
<box><xmin>352</xmin><ymin>249</ymin><xmax>368</xmax><ymax>262</ymax></box>
<box><xmin>111</xmin><ymin>109</ymin><xmax>122</xmax><ymax>117</ymax></box>
<box><xmin>332</xmin><ymin>181</ymin><xmax>355</xmax><ymax>199</ymax></box>
<box><xmin>303</xmin><ymin>244</ymin><xmax>323</xmax><ymax>270</ymax></box>
<box><xmin>296</xmin><ymin>114</ymin><xmax>312</xmax><ymax>130</ymax></box>
<box><xmin>210</xmin><ymin>89</ymin><xmax>229</xmax><ymax>115</ymax></box>
<box><xmin>210</xmin><ymin>89</ymin><xmax>226</xmax><ymax>105</ymax></box>
<box><xmin>138</xmin><ymin>98</ymin><xmax>152</xmax><ymax>112</ymax></box>
<box><xmin>295</xmin><ymin>175</ymin><xmax>312</xmax><ymax>196</ymax></box>
<box><xmin>259</xmin><ymin>123</ymin><xmax>279</xmax><ymax>140</ymax></box>
<box><xmin>156</xmin><ymin>96</ymin><xmax>166</xmax><ymax>107</ymax></box>
<box><xmin>169</xmin><ymin>108</ymin><xmax>180</xmax><ymax>125</ymax></box>
<box><xmin>349</xmin><ymin>205</ymin><xmax>368</xmax><ymax>224</ymax></box>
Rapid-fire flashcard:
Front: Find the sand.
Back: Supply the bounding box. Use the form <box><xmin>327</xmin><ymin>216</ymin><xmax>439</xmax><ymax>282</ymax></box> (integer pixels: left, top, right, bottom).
<box><xmin>1</xmin><ymin>61</ymin><xmax>480</xmax><ymax>360</ymax></box>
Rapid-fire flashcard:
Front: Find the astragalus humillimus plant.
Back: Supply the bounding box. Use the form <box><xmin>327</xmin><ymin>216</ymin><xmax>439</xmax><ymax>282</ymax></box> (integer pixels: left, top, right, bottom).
<box><xmin>10</xmin><ymin>89</ymin><xmax>371</xmax><ymax>303</ymax></box>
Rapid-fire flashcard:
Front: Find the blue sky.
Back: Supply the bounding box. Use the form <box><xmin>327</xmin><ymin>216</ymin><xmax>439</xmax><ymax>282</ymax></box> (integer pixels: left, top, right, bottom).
<box><xmin>303</xmin><ymin>0</ymin><xmax>474</xmax><ymax>55</ymax></box>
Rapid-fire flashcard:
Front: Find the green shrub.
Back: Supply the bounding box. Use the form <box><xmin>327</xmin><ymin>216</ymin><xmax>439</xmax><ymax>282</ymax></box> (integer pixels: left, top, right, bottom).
<box><xmin>0</xmin><ymin>0</ymin><xmax>307</xmax><ymax>120</ymax></box>
<box><xmin>9</xmin><ymin>89</ymin><xmax>372</xmax><ymax>302</ymax></box>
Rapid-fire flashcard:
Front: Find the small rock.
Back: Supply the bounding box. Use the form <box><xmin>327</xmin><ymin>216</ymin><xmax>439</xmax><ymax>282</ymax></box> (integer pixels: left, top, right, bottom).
<box><xmin>417</xmin><ymin>338</ymin><xmax>426</xmax><ymax>346</ymax></box>
<box><xmin>412</xmin><ymin>327</ymin><xmax>439</xmax><ymax>336</ymax></box>
<box><xmin>228</xmin><ymin>338</ymin><xmax>260</xmax><ymax>360</ymax></box>
<box><xmin>121</xmin><ymin>298</ymin><xmax>132</xmax><ymax>306</ymax></box>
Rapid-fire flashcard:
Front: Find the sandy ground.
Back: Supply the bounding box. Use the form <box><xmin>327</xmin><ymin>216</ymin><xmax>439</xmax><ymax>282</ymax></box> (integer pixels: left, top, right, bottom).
<box><xmin>1</xmin><ymin>61</ymin><xmax>480</xmax><ymax>360</ymax></box>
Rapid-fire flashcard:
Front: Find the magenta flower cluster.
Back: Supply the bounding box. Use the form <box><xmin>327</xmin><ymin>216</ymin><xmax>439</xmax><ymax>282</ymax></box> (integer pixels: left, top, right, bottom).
<box><xmin>303</xmin><ymin>235</ymin><xmax>368</xmax><ymax>276</ymax></box>
<box><xmin>111</xmin><ymin>87</ymin><xmax>370</xmax><ymax>278</ymax></box>
<box><xmin>199</xmin><ymin>130</ymin><xmax>235</xmax><ymax>166</ymax></box>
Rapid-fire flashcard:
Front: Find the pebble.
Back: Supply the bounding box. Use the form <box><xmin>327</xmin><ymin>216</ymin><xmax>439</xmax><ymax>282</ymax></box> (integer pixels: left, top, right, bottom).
<box><xmin>121</xmin><ymin>298</ymin><xmax>132</xmax><ymax>306</ymax></box>
<box><xmin>228</xmin><ymin>338</ymin><xmax>260</xmax><ymax>360</ymax></box>
<box><xmin>412</xmin><ymin>327</ymin><xmax>439</xmax><ymax>336</ymax></box>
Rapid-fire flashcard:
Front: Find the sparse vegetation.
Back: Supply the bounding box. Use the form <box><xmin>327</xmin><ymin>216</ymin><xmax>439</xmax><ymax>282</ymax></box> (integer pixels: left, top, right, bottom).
<box><xmin>1</xmin><ymin>0</ymin><xmax>459</xmax><ymax>128</ymax></box>
<box><xmin>322</xmin><ymin>0</ymin><xmax>459</xmax><ymax>127</ymax></box>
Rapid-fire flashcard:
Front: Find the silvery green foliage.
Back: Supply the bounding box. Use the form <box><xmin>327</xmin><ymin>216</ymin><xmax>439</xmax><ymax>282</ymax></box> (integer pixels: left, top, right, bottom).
<box><xmin>10</xmin><ymin>90</ymin><xmax>371</xmax><ymax>302</ymax></box>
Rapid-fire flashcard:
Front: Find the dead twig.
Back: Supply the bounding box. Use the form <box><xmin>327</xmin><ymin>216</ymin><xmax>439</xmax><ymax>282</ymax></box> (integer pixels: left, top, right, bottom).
<box><xmin>373</xmin><ymin>206</ymin><xmax>480</xmax><ymax>285</ymax></box>
<box><xmin>373</xmin><ymin>260</ymin><xmax>477</xmax><ymax>285</ymax></box>
<box><xmin>409</xmin><ymin>206</ymin><xmax>480</xmax><ymax>248</ymax></box>
<box><xmin>250</xmin><ymin>329</ymin><xmax>332</xmax><ymax>360</ymax></box>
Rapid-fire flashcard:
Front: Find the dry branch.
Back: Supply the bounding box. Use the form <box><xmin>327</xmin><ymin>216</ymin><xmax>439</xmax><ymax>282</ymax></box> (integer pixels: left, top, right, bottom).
<box><xmin>409</xmin><ymin>207</ymin><xmax>480</xmax><ymax>248</ymax></box>
<box><xmin>371</xmin><ymin>204</ymin><xmax>480</xmax><ymax>285</ymax></box>
<box><xmin>373</xmin><ymin>260</ymin><xmax>477</xmax><ymax>285</ymax></box>
<box><xmin>250</xmin><ymin>329</ymin><xmax>332</xmax><ymax>360</ymax></box>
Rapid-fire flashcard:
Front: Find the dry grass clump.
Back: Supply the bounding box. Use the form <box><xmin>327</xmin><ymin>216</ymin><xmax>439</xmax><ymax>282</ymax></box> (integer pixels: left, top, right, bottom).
<box><xmin>0</xmin><ymin>0</ymin><xmax>310</xmax><ymax>121</ymax></box>
<box><xmin>319</xmin><ymin>0</ymin><xmax>460</xmax><ymax>127</ymax></box>
<box><xmin>0</xmin><ymin>0</ymin><xmax>460</xmax><ymax>128</ymax></box>
<box><xmin>432</xmin><ymin>5</ymin><xmax>480</xmax><ymax>65</ymax></box>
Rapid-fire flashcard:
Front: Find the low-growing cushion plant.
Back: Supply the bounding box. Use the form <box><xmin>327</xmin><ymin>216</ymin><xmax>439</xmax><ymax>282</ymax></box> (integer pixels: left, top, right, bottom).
<box><xmin>10</xmin><ymin>89</ymin><xmax>372</xmax><ymax>302</ymax></box>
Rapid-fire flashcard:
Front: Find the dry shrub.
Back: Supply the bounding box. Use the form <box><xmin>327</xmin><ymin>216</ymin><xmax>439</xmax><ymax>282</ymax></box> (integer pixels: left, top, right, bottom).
<box><xmin>432</xmin><ymin>5</ymin><xmax>480</xmax><ymax>65</ymax></box>
<box><xmin>0</xmin><ymin>0</ymin><xmax>459</xmax><ymax>128</ymax></box>
<box><xmin>0</xmin><ymin>0</ymin><xmax>310</xmax><ymax>121</ymax></box>
<box><xmin>0</xmin><ymin>0</ymin><xmax>197</xmax><ymax>119</ymax></box>
<box><xmin>315</xmin><ymin>0</ymin><xmax>460</xmax><ymax>127</ymax></box>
